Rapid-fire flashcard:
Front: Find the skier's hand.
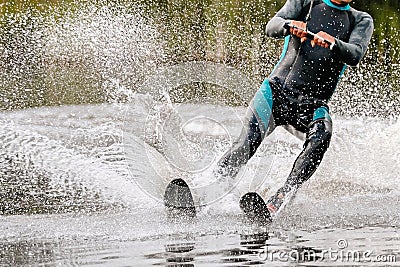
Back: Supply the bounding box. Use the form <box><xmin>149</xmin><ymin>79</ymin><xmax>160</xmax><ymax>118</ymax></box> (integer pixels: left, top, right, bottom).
<box><xmin>312</xmin><ymin>31</ymin><xmax>335</xmax><ymax>49</ymax></box>
<box><xmin>289</xmin><ymin>20</ymin><xmax>308</xmax><ymax>43</ymax></box>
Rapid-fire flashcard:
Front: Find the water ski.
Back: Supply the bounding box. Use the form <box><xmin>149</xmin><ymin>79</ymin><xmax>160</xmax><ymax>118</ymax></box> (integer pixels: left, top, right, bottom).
<box><xmin>239</xmin><ymin>192</ymin><xmax>272</xmax><ymax>224</ymax></box>
<box><xmin>164</xmin><ymin>178</ymin><xmax>196</xmax><ymax>218</ymax></box>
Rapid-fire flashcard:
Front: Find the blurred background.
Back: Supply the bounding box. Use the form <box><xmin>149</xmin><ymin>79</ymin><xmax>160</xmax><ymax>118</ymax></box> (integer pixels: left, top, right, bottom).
<box><xmin>1</xmin><ymin>0</ymin><xmax>399</xmax><ymax>116</ymax></box>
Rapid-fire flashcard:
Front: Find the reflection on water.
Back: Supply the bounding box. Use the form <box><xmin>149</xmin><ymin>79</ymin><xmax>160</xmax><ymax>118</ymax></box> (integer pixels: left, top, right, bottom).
<box><xmin>164</xmin><ymin>235</ymin><xmax>196</xmax><ymax>266</ymax></box>
<box><xmin>144</xmin><ymin>235</ymin><xmax>196</xmax><ymax>266</ymax></box>
<box><xmin>1</xmin><ymin>225</ymin><xmax>398</xmax><ymax>266</ymax></box>
<box><xmin>222</xmin><ymin>231</ymin><xmax>269</xmax><ymax>265</ymax></box>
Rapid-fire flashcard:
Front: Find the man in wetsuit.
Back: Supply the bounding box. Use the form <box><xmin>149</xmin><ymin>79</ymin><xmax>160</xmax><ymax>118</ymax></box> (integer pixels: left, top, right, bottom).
<box><xmin>216</xmin><ymin>0</ymin><xmax>374</xmax><ymax>220</ymax></box>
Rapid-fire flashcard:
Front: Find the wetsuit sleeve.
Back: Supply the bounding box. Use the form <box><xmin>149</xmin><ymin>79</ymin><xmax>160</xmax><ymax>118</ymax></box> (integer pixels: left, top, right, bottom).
<box><xmin>266</xmin><ymin>0</ymin><xmax>309</xmax><ymax>38</ymax></box>
<box><xmin>334</xmin><ymin>11</ymin><xmax>374</xmax><ymax>66</ymax></box>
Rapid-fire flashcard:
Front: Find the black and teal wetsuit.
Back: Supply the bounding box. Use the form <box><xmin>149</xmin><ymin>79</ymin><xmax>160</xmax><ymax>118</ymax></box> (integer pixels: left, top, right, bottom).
<box><xmin>217</xmin><ymin>0</ymin><xmax>373</xmax><ymax>216</ymax></box>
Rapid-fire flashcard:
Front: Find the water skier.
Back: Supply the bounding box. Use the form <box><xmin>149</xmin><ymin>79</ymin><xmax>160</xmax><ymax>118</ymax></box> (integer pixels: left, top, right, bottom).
<box><xmin>216</xmin><ymin>0</ymin><xmax>374</xmax><ymax>221</ymax></box>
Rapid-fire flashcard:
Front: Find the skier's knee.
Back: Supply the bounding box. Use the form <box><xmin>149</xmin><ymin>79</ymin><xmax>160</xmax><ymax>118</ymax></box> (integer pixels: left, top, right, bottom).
<box><xmin>217</xmin><ymin>113</ymin><xmax>263</xmax><ymax>176</ymax></box>
<box><xmin>305</xmin><ymin>119</ymin><xmax>332</xmax><ymax>153</ymax></box>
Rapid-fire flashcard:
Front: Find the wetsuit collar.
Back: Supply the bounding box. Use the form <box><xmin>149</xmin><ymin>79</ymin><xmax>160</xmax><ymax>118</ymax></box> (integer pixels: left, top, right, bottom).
<box><xmin>323</xmin><ymin>0</ymin><xmax>351</xmax><ymax>11</ymax></box>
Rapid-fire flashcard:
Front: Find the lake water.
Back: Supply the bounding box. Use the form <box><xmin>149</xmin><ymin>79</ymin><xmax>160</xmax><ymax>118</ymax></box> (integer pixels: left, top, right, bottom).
<box><xmin>1</xmin><ymin>99</ymin><xmax>399</xmax><ymax>266</ymax></box>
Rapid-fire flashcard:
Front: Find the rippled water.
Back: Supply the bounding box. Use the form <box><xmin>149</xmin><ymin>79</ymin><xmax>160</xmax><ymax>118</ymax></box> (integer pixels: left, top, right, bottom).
<box><xmin>1</xmin><ymin>98</ymin><xmax>399</xmax><ymax>266</ymax></box>
<box><xmin>1</xmin><ymin>216</ymin><xmax>399</xmax><ymax>266</ymax></box>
